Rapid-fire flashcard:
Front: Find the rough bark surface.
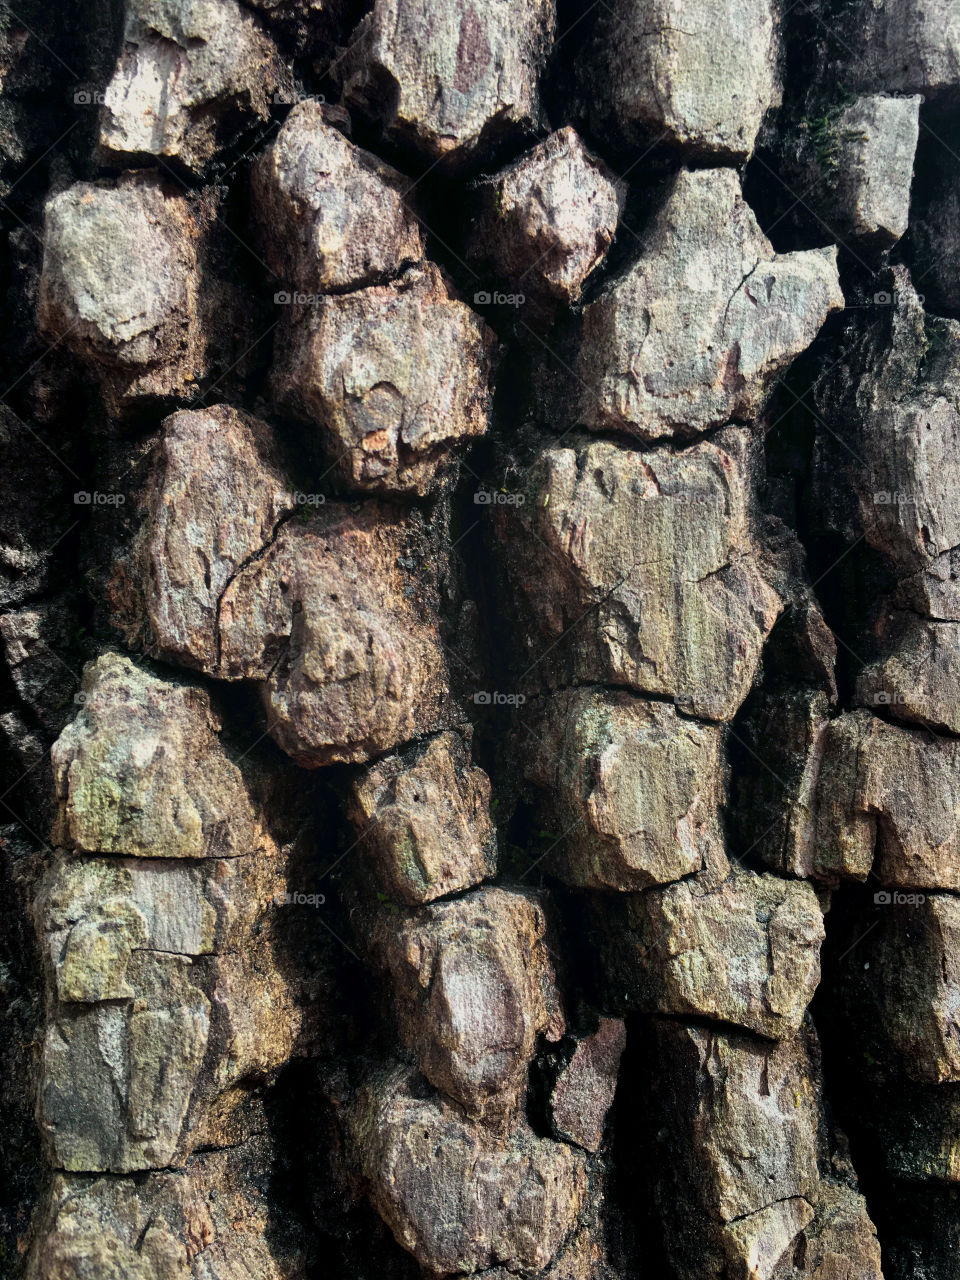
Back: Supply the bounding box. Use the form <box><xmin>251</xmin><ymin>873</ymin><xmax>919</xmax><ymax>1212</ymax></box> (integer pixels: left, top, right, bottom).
<box><xmin>3</xmin><ymin>2</ymin><xmax>960</xmax><ymax>1278</ymax></box>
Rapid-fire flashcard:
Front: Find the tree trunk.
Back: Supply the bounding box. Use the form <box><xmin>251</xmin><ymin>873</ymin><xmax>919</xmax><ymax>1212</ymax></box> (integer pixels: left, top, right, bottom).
<box><xmin>2</xmin><ymin>1</ymin><xmax>959</xmax><ymax>1277</ymax></box>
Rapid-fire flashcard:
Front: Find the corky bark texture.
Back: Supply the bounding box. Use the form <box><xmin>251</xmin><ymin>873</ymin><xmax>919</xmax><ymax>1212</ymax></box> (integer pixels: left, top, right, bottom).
<box><xmin>1</xmin><ymin>1</ymin><xmax>959</xmax><ymax>1278</ymax></box>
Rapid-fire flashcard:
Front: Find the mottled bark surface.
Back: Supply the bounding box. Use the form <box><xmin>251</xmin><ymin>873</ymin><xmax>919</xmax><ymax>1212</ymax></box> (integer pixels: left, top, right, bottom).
<box><xmin>3</xmin><ymin>1</ymin><xmax>960</xmax><ymax>1278</ymax></box>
